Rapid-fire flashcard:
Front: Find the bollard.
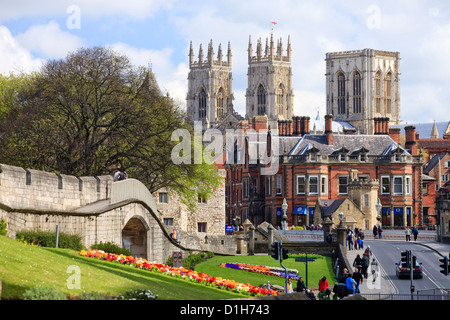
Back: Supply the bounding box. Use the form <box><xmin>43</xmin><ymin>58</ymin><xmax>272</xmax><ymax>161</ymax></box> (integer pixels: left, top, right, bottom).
<box><xmin>55</xmin><ymin>225</ymin><xmax>59</xmax><ymax>248</ymax></box>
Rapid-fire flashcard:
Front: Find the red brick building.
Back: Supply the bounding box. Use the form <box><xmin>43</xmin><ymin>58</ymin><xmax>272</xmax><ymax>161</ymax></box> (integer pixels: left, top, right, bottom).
<box><xmin>225</xmin><ymin>115</ymin><xmax>424</xmax><ymax>230</ymax></box>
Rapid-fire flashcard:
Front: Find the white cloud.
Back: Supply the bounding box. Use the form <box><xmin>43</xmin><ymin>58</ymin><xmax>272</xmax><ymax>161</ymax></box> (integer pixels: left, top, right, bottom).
<box><xmin>16</xmin><ymin>21</ymin><xmax>84</xmax><ymax>59</ymax></box>
<box><xmin>0</xmin><ymin>26</ymin><xmax>43</xmax><ymax>75</ymax></box>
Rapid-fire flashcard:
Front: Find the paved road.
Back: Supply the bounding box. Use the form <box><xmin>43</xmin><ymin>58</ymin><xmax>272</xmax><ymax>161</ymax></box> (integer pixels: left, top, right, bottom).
<box><xmin>346</xmin><ymin>239</ymin><xmax>450</xmax><ymax>296</ymax></box>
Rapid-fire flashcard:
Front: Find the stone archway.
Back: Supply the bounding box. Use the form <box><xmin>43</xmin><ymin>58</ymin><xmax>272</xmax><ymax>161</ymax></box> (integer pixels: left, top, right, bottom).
<box><xmin>122</xmin><ymin>217</ymin><xmax>148</xmax><ymax>259</ymax></box>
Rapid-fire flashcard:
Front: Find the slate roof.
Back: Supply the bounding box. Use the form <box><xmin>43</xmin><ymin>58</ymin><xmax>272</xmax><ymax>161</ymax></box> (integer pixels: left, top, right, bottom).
<box><xmin>318</xmin><ymin>198</ymin><xmax>346</xmax><ymax>217</ymax></box>
<box><xmin>287</xmin><ymin>134</ymin><xmax>408</xmax><ymax>156</ymax></box>
<box><xmin>423</xmin><ymin>153</ymin><xmax>446</xmax><ymax>174</ymax></box>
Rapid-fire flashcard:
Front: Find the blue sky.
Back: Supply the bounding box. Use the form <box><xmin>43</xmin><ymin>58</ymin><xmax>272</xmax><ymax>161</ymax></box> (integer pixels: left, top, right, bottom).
<box><xmin>1</xmin><ymin>0</ymin><xmax>450</xmax><ymax>126</ymax></box>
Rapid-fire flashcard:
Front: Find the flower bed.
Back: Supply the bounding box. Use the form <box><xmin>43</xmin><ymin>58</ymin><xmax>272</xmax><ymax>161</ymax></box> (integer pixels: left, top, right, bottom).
<box><xmin>221</xmin><ymin>263</ymin><xmax>300</xmax><ymax>280</ymax></box>
<box><xmin>78</xmin><ymin>249</ymin><xmax>279</xmax><ymax>297</ymax></box>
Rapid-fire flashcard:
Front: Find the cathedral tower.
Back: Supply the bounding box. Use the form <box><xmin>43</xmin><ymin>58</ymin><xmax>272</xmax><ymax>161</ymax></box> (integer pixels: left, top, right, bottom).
<box><xmin>325</xmin><ymin>49</ymin><xmax>401</xmax><ymax>134</ymax></box>
<box><xmin>246</xmin><ymin>34</ymin><xmax>294</xmax><ymax>129</ymax></box>
<box><xmin>186</xmin><ymin>40</ymin><xmax>234</xmax><ymax>129</ymax></box>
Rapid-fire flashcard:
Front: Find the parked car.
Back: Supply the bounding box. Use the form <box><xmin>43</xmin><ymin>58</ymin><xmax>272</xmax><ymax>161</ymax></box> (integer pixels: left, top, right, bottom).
<box><xmin>395</xmin><ymin>258</ymin><xmax>423</xmax><ymax>279</ymax></box>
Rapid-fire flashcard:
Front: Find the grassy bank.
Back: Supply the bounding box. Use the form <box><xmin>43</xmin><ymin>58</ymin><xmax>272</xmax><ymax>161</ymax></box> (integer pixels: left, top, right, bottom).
<box><xmin>0</xmin><ymin>235</ymin><xmax>243</xmax><ymax>300</ymax></box>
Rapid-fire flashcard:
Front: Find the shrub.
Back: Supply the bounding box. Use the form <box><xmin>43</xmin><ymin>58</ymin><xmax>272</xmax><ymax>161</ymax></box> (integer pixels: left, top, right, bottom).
<box><xmin>90</xmin><ymin>241</ymin><xmax>132</xmax><ymax>256</ymax></box>
<box><xmin>23</xmin><ymin>286</ymin><xmax>66</xmax><ymax>300</ymax></box>
<box><xmin>182</xmin><ymin>251</ymin><xmax>215</xmax><ymax>270</ymax></box>
<box><xmin>115</xmin><ymin>289</ymin><xmax>158</xmax><ymax>300</ymax></box>
<box><xmin>15</xmin><ymin>230</ymin><xmax>83</xmax><ymax>250</ymax></box>
<box><xmin>0</xmin><ymin>217</ymin><xmax>7</xmax><ymax>236</ymax></box>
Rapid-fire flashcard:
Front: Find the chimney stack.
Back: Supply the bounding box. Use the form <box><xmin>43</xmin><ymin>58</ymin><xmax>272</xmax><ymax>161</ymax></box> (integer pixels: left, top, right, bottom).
<box><xmin>405</xmin><ymin>125</ymin><xmax>418</xmax><ymax>156</ymax></box>
<box><xmin>325</xmin><ymin>114</ymin><xmax>333</xmax><ymax>145</ymax></box>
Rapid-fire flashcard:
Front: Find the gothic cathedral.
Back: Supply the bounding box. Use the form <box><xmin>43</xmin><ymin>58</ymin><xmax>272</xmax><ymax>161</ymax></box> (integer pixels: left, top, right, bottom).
<box><xmin>187</xmin><ymin>34</ymin><xmax>294</xmax><ymax>131</ymax></box>
<box><xmin>325</xmin><ymin>49</ymin><xmax>401</xmax><ymax>134</ymax></box>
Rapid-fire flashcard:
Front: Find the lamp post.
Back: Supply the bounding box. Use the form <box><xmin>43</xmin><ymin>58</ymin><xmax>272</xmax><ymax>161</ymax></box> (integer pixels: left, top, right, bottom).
<box><xmin>338</xmin><ymin>211</ymin><xmax>344</xmax><ymax>228</ymax></box>
<box><xmin>282</xmin><ymin>198</ymin><xmax>288</xmax><ymax>230</ymax></box>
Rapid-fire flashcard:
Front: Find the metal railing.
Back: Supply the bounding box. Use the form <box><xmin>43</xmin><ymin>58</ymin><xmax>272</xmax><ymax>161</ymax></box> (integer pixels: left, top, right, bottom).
<box><xmin>359</xmin><ymin>292</ymin><xmax>450</xmax><ymax>301</ymax></box>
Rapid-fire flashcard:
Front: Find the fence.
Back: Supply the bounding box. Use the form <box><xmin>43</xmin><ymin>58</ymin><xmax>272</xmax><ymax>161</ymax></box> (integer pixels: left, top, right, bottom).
<box><xmin>360</xmin><ymin>291</ymin><xmax>450</xmax><ymax>301</ymax></box>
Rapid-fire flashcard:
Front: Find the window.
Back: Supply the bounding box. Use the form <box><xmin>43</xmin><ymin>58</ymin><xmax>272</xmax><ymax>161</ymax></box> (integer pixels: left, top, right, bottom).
<box><xmin>198</xmin><ymin>88</ymin><xmax>207</xmax><ymax>119</ymax></box>
<box><xmin>276</xmin><ymin>84</ymin><xmax>284</xmax><ymax>115</ymax></box>
<box><xmin>375</xmin><ymin>71</ymin><xmax>382</xmax><ymax>114</ymax></box>
<box><xmin>159</xmin><ymin>192</ymin><xmax>168</xmax><ymax>203</ymax></box>
<box><xmin>422</xmin><ymin>183</ymin><xmax>428</xmax><ymax>195</ymax></box>
<box><xmin>340</xmin><ymin>154</ymin><xmax>346</xmax><ymax>162</ymax></box>
<box><xmin>393</xmin><ymin>176</ymin><xmax>403</xmax><ymax>194</ymax></box>
<box><xmin>321</xmin><ymin>176</ymin><xmax>327</xmax><ymax>195</ymax></box>
<box><xmin>338</xmin><ymin>176</ymin><xmax>348</xmax><ymax>194</ymax></box>
<box><xmin>405</xmin><ymin>176</ymin><xmax>411</xmax><ymax>195</ymax></box>
<box><xmin>337</xmin><ymin>73</ymin><xmax>346</xmax><ymax>114</ymax></box>
<box><xmin>353</xmin><ymin>72</ymin><xmax>362</xmax><ymax>113</ymax></box>
<box><xmin>276</xmin><ymin>175</ymin><xmax>282</xmax><ymax>195</ymax></box>
<box><xmin>309</xmin><ymin>176</ymin><xmax>319</xmax><ymax>194</ymax></box>
<box><xmin>198</xmin><ymin>196</ymin><xmax>207</xmax><ymax>203</ymax></box>
<box><xmin>243</xmin><ymin>179</ymin><xmax>248</xmax><ymax>198</ymax></box>
<box><xmin>360</xmin><ymin>154</ymin><xmax>366</xmax><ymax>162</ymax></box>
<box><xmin>198</xmin><ymin>222</ymin><xmax>207</xmax><ymax>233</ymax></box>
<box><xmin>257</xmin><ymin>84</ymin><xmax>266</xmax><ymax>115</ymax></box>
<box><xmin>217</xmin><ymin>88</ymin><xmax>224</xmax><ymax>120</ymax></box>
<box><xmin>442</xmin><ymin>174</ymin><xmax>449</xmax><ymax>182</ymax></box>
<box><xmin>266</xmin><ymin>176</ymin><xmax>272</xmax><ymax>196</ymax></box>
<box><xmin>163</xmin><ymin>218</ymin><xmax>173</xmax><ymax>226</ymax></box>
<box><xmin>297</xmin><ymin>176</ymin><xmax>306</xmax><ymax>195</ymax></box>
<box><xmin>364</xmin><ymin>194</ymin><xmax>369</xmax><ymax>207</ymax></box>
<box><xmin>381</xmin><ymin>176</ymin><xmax>390</xmax><ymax>194</ymax></box>
<box><xmin>385</xmin><ymin>72</ymin><xmax>392</xmax><ymax>114</ymax></box>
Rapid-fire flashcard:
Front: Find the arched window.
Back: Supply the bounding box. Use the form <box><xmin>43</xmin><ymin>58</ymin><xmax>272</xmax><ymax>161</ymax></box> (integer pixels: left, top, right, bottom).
<box><xmin>375</xmin><ymin>71</ymin><xmax>382</xmax><ymax>114</ymax></box>
<box><xmin>198</xmin><ymin>88</ymin><xmax>207</xmax><ymax>119</ymax></box>
<box><xmin>337</xmin><ymin>73</ymin><xmax>346</xmax><ymax>114</ymax></box>
<box><xmin>257</xmin><ymin>84</ymin><xmax>266</xmax><ymax>115</ymax></box>
<box><xmin>217</xmin><ymin>88</ymin><xmax>224</xmax><ymax>120</ymax></box>
<box><xmin>385</xmin><ymin>72</ymin><xmax>392</xmax><ymax>114</ymax></box>
<box><xmin>276</xmin><ymin>84</ymin><xmax>284</xmax><ymax>115</ymax></box>
<box><xmin>353</xmin><ymin>72</ymin><xmax>362</xmax><ymax>113</ymax></box>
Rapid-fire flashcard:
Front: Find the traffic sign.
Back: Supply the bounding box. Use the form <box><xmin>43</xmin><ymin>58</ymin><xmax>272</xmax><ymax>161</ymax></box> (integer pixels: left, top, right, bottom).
<box><xmin>173</xmin><ymin>251</ymin><xmax>183</xmax><ymax>268</ymax></box>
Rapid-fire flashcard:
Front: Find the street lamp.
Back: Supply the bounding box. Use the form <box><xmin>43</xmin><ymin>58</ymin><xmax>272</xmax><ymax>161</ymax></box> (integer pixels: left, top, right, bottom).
<box><xmin>375</xmin><ymin>198</ymin><xmax>382</xmax><ymax>227</ymax></box>
<box><xmin>338</xmin><ymin>211</ymin><xmax>344</xmax><ymax>228</ymax></box>
<box><xmin>282</xmin><ymin>198</ymin><xmax>288</xmax><ymax>230</ymax></box>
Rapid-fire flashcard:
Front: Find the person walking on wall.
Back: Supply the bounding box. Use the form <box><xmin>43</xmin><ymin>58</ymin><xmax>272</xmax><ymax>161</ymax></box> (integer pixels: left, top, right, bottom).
<box><xmin>353</xmin><ymin>268</ymin><xmax>363</xmax><ymax>294</ymax></box>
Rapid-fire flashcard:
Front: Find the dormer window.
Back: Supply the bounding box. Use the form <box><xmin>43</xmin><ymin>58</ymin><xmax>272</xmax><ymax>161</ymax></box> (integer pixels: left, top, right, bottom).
<box><xmin>360</xmin><ymin>154</ymin><xmax>366</xmax><ymax>162</ymax></box>
<box><xmin>340</xmin><ymin>154</ymin><xmax>346</xmax><ymax>162</ymax></box>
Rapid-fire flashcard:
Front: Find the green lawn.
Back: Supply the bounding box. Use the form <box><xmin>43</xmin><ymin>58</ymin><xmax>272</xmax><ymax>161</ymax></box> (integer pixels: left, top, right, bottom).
<box><xmin>0</xmin><ymin>235</ymin><xmax>336</xmax><ymax>300</ymax></box>
<box><xmin>195</xmin><ymin>254</ymin><xmax>336</xmax><ymax>289</ymax></box>
<box><xmin>0</xmin><ymin>235</ymin><xmax>243</xmax><ymax>300</ymax></box>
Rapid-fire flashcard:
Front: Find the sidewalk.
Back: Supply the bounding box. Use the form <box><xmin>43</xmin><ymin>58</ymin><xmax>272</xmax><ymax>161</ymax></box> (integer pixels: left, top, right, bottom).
<box><xmin>345</xmin><ymin>244</ymin><xmax>396</xmax><ymax>295</ymax></box>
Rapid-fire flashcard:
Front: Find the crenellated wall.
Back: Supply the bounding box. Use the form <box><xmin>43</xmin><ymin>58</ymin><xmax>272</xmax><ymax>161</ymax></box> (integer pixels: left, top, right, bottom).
<box><xmin>0</xmin><ymin>163</ymin><xmax>237</xmax><ymax>263</ymax></box>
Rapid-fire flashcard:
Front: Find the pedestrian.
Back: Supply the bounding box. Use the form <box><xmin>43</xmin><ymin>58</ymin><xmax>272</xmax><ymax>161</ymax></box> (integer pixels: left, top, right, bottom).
<box><xmin>287</xmin><ymin>278</ymin><xmax>293</xmax><ymax>293</ymax></box>
<box><xmin>296</xmin><ymin>277</ymin><xmax>306</xmax><ymax>292</ymax></box>
<box><xmin>345</xmin><ymin>273</ymin><xmax>356</xmax><ymax>294</ymax></box>
<box><xmin>353</xmin><ymin>254</ymin><xmax>363</xmax><ymax>270</ymax></box>
<box><xmin>405</xmin><ymin>227</ymin><xmax>411</xmax><ymax>241</ymax></box>
<box><xmin>360</xmin><ymin>232</ymin><xmax>364</xmax><ymax>249</ymax></box>
<box><xmin>318</xmin><ymin>276</ymin><xmax>329</xmax><ymax>293</ymax></box>
<box><xmin>373</xmin><ymin>225</ymin><xmax>378</xmax><ymax>239</ymax></box>
<box><xmin>371</xmin><ymin>258</ymin><xmax>379</xmax><ymax>283</ymax></box>
<box><xmin>412</xmin><ymin>226</ymin><xmax>419</xmax><ymax>241</ymax></box>
<box><xmin>357</xmin><ymin>236</ymin><xmax>362</xmax><ymax>250</ymax></box>
<box><xmin>364</xmin><ymin>245</ymin><xmax>372</xmax><ymax>258</ymax></box>
<box><xmin>339</xmin><ymin>268</ymin><xmax>349</xmax><ymax>283</ymax></box>
<box><xmin>347</xmin><ymin>232</ymin><xmax>353</xmax><ymax>250</ymax></box>
<box><xmin>353</xmin><ymin>268</ymin><xmax>363</xmax><ymax>293</ymax></box>
<box><xmin>362</xmin><ymin>253</ymin><xmax>370</xmax><ymax>279</ymax></box>
<box><xmin>377</xmin><ymin>226</ymin><xmax>383</xmax><ymax>239</ymax></box>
